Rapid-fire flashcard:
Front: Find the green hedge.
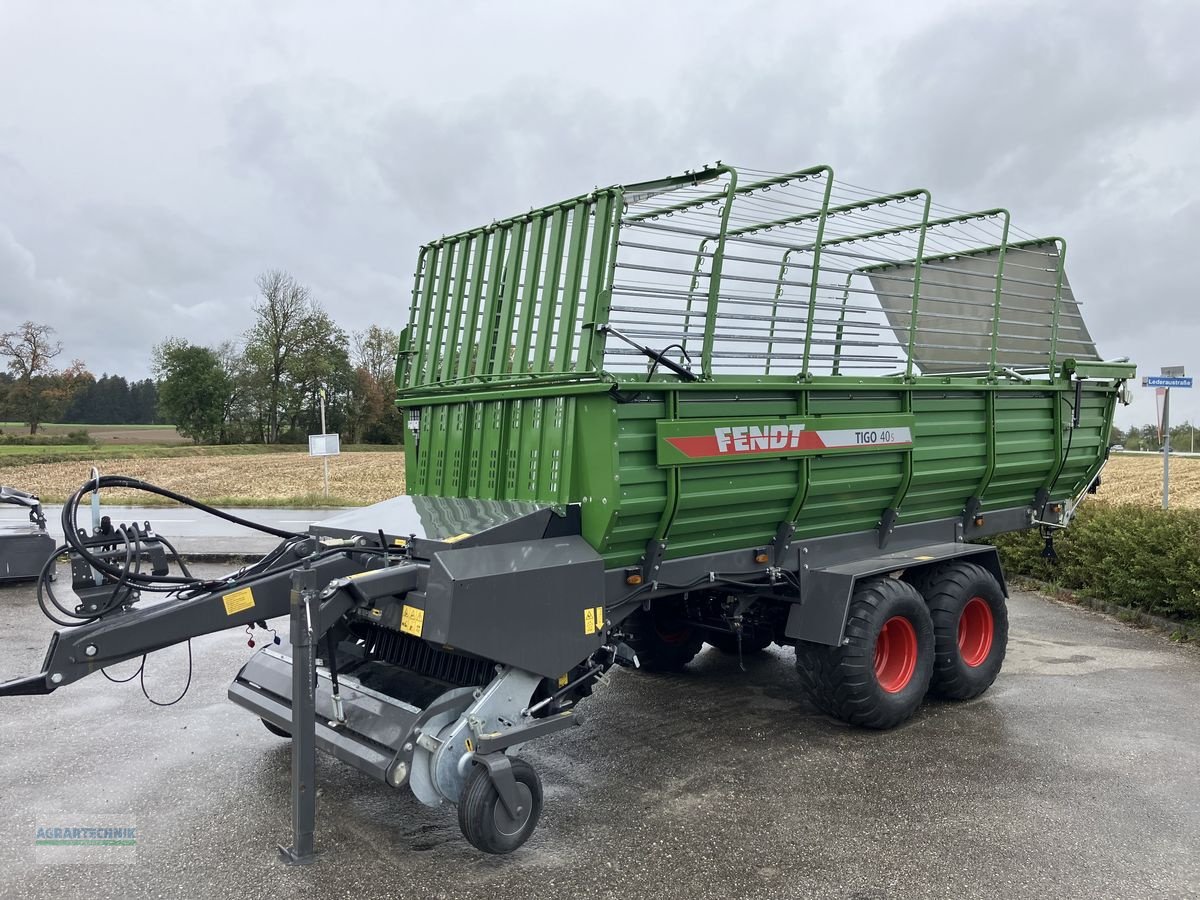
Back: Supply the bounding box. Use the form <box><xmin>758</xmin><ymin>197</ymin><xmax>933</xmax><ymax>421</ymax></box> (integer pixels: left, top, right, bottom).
<box><xmin>0</xmin><ymin>430</ymin><xmax>92</xmax><ymax>446</ymax></box>
<box><xmin>992</xmin><ymin>503</ymin><xmax>1200</xmax><ymax>621</ymax></box>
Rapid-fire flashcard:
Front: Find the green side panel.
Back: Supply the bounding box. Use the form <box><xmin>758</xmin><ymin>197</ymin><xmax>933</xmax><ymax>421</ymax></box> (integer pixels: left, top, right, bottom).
<box><xmin>593</xmin><ymin>397</ymin><xmax>668</xmax><ymax>568</ymax></box>
<box><xmin>981</xmin><ymin>393</ymin><xmax>1057</xmax><ymax>509</ymax></box>
<box><xmin>410</xmin><ymin>397</ymin><xmax>577</xmax><ymax>506</ymax></box>
<box><xmin>791</xmin><ymin>391</ymin><xmax>906</xmax><ymax>540</ymax></box>
<box><xmin>1053</xmin><ymin>387</ymin><xmax>1112</xmax><ymax>496</ymax></box>
<box><xmin>903</xmin><ymin>392</ymin><xmax>988</xmax><ymax>520</ymax></box>
<box><xmin>403</xmin><ymin>376</ymin><xmax>1122</xmax><ymax>565</ymax></box>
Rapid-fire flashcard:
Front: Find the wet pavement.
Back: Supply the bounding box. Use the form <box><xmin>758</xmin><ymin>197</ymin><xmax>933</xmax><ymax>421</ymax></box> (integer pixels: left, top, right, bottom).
<box><xmin>0</xmin><ymin>505</ymin><xmax>346</xmax><ymax>557</ymax></box>
<box><xmin>0</xmin><ymin>568</ymin><xmax>1197</xmax><ymax>900</ymax></box>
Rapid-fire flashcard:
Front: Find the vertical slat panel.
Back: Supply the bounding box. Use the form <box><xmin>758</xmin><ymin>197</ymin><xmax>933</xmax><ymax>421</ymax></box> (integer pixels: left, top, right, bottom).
<box><xmin>525</xmin><ymin>398</ymin><xmax>543</xmax><ymax>498</ymax></box>
<box><xmin>444</xmin><ymin>403</ymin><xmax>468</xmax><ymax>495</ymax></box>
<box><xmin>578</xmin><ymin>192</ymin><xmax>616</xmax><ymax>369</ymax></box>
<box><xmin>534</xmin><ymin>208</ymin><xmax>568</xmax><ymax>374</ymax></box>
<box><xmin>408</xmin><ymin>244</ymin><xmax>440</xmax><ymax>388</ymax></box>
<box><xmin>424</xmin><ymin>240</ymin><xmax>458</xmax><ymax>384</ymax></box>
<box><xmin>438</xmin><ymin>236</ymin><xmax>473</xmax><ymax>384</ymax></box>
<box><xmin>503</xmin><ymin>398</ymin><xmax>522</xmax><ymax>497</ymax></box>
<box><xmin>474</xmin><ymin>229</ymin><xmax>510</xmax><ymax>379</ymax></box>
<box><xmin>464</xmin><ymin>401</ymin><xmax>484</xmax><ymax>497</ymax></box>
<box><xmin>455</xmin><ymin>232</ymin><xmax>490</xmax><ymax>383</ymax></box>
<box><xmin>513</xmin><ymin>213</ymin><xmax>547</xmax><ymax>374</ymax></box>
<box><xmin>478</xmin><ymin>400</ymin><xmax>505</xmax><ymax>499</ymax></box>
<box><xmin>554</xmin><ymin>201</ymin><xmax>591</xmax><ymax>371</ymax></box>
<box><xmin>491</xmin><ymin>220</ymin><xmax>528</xmax><ymax>376</ymax></box>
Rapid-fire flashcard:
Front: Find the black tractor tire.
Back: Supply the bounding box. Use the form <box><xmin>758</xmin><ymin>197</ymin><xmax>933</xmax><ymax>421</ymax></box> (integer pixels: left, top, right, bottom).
<box><xmin>457</xmin><ymin>757</ymin><xmax>543</xmax><ymax>854</ymax></box>
<box><xmin>908</xmin><ymin>560</ymin><xmax>1008</xmax><ymax>700</ymax></box>
<box><xmin>795</xmin><ymin>577</ymin><xmax>934</xmax><ymax>729</ymax></box>
<box><xmin>706</xmin><ymin>631</ymin><xmax>773</xmax><ymax>656</ymax></box>
<box><xmin>625</xmin><ymin>602</ymin><xmax>704</xmax><ymax>672</ymax></box>
<box><xmin>260</xmin><ymin>718</ymin><xmax>290</xmax><ymax>738</ymax></box>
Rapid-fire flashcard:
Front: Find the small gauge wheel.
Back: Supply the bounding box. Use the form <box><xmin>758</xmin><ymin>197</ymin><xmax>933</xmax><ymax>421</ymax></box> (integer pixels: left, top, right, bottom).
<box><xmin>457</xmin><ymin>757</ymin><xmax>543</xmax><ymax>854</ymax></box>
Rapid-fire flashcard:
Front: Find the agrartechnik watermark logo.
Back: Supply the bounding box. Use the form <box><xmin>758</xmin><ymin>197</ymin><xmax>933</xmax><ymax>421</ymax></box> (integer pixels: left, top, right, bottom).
<box><xmin>34</xmin><ymin>824</ymin><xmax>137</xmax><ymax>864</ymax></box>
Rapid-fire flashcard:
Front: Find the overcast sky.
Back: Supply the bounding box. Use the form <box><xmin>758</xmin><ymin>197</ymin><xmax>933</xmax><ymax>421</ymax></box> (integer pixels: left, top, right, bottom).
<box><xmin>1</xmin><ymin>0</ymin><xmax>1196</xmax><ymax>428</ymax></box>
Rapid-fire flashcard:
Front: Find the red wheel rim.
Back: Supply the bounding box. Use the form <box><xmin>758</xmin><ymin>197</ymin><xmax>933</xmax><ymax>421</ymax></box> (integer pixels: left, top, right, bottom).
<box><xmin>958</xmin><ymin>597</ymin><xmax>994</xmax><ymax>667</ymax></box>
<box><xmin>874</xmin><ymin>616</ymin><xmax>918</xmax><ymax>693</ymax></box>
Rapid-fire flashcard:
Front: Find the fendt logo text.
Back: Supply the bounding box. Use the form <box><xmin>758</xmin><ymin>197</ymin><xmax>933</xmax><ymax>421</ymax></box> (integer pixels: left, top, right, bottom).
<box><xmin>715</xmin><ymin>424</ymin><xmax>808</xmax><ymax>453</ymax></box>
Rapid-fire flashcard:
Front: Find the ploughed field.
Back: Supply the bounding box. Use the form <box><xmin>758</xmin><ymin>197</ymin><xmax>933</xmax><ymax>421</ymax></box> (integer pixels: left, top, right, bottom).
<box><xmin>1095</xmin><ymin>453</ymin><xmax>1200</xmax><ymax>509</ymax></box>
<box><xmin>0</xmin><ymin>446</ymin><xmax>1194</xmax><ymax>508</ymax></box>
<box><xmin>0</xmin><ymin>451</ymin><xmax>407</xmax><ymax>506</ymax></box>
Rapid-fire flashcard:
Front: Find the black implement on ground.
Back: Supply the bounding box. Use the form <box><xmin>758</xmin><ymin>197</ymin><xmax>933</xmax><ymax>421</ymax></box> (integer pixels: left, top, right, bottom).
<box><xmin>0</xmin><ymin>486</ymin><xmax>54</xmax><ymax>583</ymax></box>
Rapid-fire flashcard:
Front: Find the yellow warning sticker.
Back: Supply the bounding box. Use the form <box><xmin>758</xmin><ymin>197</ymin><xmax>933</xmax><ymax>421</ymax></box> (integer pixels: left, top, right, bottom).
<box><xmin>443</xmin><ymin>532</ymin><xmax>472</xmax><ymax>544</ymax></box>
<box><xmin>595</xmin><ymin>606</ymin><xmax>604</xmax><ymax>629</ymax></box>
<box><xmin>393</xmin><ymin>537</ymin><xmax>407</xmax><ymax>546</ymax></box>
<box><xmin>222</xmin><ymin>587</ymin><xmax>255</xmax><ymax>616</ymax></box>
<box><xmin>400</xmin><ymin>604</ymin><xmax>425</xmax><ymax>637</ymax></box>
<box><xmin>557</xmin><ymin>674</ymin><xmax>570</xmax><ymax>688</ymax></box>
<box><xmin>584</xmin><ymin>607</ymin><xmax>596</xmax><ymax>635</ymax></box>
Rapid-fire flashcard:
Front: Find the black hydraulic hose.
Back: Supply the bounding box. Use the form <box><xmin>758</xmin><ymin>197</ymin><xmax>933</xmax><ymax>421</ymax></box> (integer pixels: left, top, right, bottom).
<box><xmin>65</xmin><ymin>474</ymin><xmax>303</xmax><ymax>542</ymax></box>
<box><xmin>36</xmin><ymin>545</ymin><xmax>79</xmax><ymax>627</ymax></box>
<box><xmin>61</xmin><ymin>475</ymin><xmax>306</xmax><ymax>588</ymax></box>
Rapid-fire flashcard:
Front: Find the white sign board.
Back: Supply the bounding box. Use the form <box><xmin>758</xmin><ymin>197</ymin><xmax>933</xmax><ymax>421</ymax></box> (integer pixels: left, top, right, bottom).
<box><xmin>308</xmin><ymin>433</ymin><xmax>341</xmax><ymax>457</ymax></box>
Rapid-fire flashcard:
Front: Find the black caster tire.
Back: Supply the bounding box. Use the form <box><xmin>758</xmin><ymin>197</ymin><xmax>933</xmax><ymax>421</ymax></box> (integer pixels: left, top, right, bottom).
<box><xmin>625</xmin><ymin>602</ymin><xmax>704</xmax><ymax>672</ymax></box>
<box><xmin>706</xmin><ymin>632</ymin><xmax>773</xmax><ymax>655</ymax></box>
<box><xmin>908</xmin><ymin>561</ymin><xmax>1008</xmax><ymax>700</ymax></box>
<box><xmin>457</xmin><ymin>757</ymin><xmax>543</xmax><ymax>854</ymax></box>
<box><xmin>795</xmin><ymin>577</ymin><xmax>934</xmax><ymax>729</ymax></box>
<box><xmin>261</xmin><ymin>718</ymin><xmax>291</xmax><ymax>738</ymax></box>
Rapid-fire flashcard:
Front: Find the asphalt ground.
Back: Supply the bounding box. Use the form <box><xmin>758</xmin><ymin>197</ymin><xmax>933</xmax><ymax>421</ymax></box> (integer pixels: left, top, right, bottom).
<box><xmin>0</xmin><ymin>567</ymin><xmax>1197</xmax><ymax>900</ymax></box>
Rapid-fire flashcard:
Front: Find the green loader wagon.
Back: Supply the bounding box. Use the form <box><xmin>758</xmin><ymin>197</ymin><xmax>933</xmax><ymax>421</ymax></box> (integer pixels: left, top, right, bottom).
<box><xmin>3</xmin><ymin>162</ymin><xmax>1133</xmax><ymax>856</ymax></box>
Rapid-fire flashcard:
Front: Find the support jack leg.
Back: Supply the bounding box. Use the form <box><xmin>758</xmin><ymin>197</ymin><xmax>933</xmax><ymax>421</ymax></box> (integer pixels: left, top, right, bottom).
<box><xmin>279</xmin><ymin>566</ymin><xmax>319</xmax><ymax>865</ymax></box>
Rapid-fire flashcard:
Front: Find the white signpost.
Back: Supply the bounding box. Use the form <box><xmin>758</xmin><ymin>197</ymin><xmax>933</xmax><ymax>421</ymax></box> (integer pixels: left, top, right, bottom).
<box><xmin>1142</xmin><ymin>367</ymin><xmax>1191</xmax><ymax>509</ymax></box>
<box><xmin>308</xmin><ymin>387</ymin><xmax>340</xmax><ymax>497</ymax></box>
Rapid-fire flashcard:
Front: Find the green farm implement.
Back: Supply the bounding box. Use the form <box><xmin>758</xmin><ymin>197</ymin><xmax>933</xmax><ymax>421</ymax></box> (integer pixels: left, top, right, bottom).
<box><xmin>2</xmin><ymin>163</ymin><xmax>1132</xmax><ymax>856</ymax></box>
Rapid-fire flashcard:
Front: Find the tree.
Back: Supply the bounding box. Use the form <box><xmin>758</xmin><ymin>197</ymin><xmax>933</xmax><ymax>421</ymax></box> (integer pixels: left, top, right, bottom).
<box><xmin>153</xmin><ymin>339</ymin><xmax>230</xmax><ymax>443</ymax></box>
<box><xmin>0</xmin><ymin>321</ymin><xmax>63</xmax><ymax>434</ymax></box>
<box><xmin>129</xmin><ymin>379</ymin><xmax>160</xmax><ymax>424</ymax></box>
<box><xmin>353</xmin><ymin>325</ymin><xmax>400</xmax><ymax>386</ymax></box>
<box><xmin>243</xmin><ymin>271</ymin><xmax>322</xmax><ymax>443</ymax></box>
<box><xmin>348</xmin><ymin>325</ymin><xmax>404</xmax><ymax>443</ymax></box>
<box><xmin>1139</xmin><ymin>424</ymin><xmax>1161</xmax><ymax>452</ymax></box>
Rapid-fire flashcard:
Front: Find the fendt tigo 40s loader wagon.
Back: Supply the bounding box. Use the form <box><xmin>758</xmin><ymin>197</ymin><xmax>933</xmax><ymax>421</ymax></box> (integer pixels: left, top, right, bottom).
<box><xmin>2</xmin><ymin>163</ymin><xmax>1132</xmax><ymax>856</ymax></box>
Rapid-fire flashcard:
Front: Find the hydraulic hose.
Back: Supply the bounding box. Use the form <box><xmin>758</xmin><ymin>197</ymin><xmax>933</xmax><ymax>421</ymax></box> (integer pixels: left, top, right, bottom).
<box><xmin>60</xmin><ymin>474</ymin><xmax>307</xmax><ymax>590</ymax></box>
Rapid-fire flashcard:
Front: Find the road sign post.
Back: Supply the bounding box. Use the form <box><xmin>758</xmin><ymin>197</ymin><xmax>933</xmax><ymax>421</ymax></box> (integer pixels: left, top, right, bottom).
<box><xmin>308</xmin><ymin>387</ymin><xmax>340</xmax><ymax>499</ymax></box>
<box><xmin>1144</xmin><ymin>368</ymin><xmax>1191</xmax><ymax>509</ymax></box>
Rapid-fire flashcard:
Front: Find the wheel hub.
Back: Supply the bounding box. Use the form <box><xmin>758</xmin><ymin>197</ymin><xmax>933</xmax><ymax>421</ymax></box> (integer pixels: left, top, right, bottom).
<box><xmin>874</xmin><ymin>616</ymin><xmax>918</xmax><ymax>693</ymax></box>
<box><xmin>957</xmin><ymin>597</ymin><xmax>994</xmax><ymax>667</ymax></box>
<box><xmin>492</xmin><ymin>783</ymin><xmax>533</xmax><ymax>837</ymax></box>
